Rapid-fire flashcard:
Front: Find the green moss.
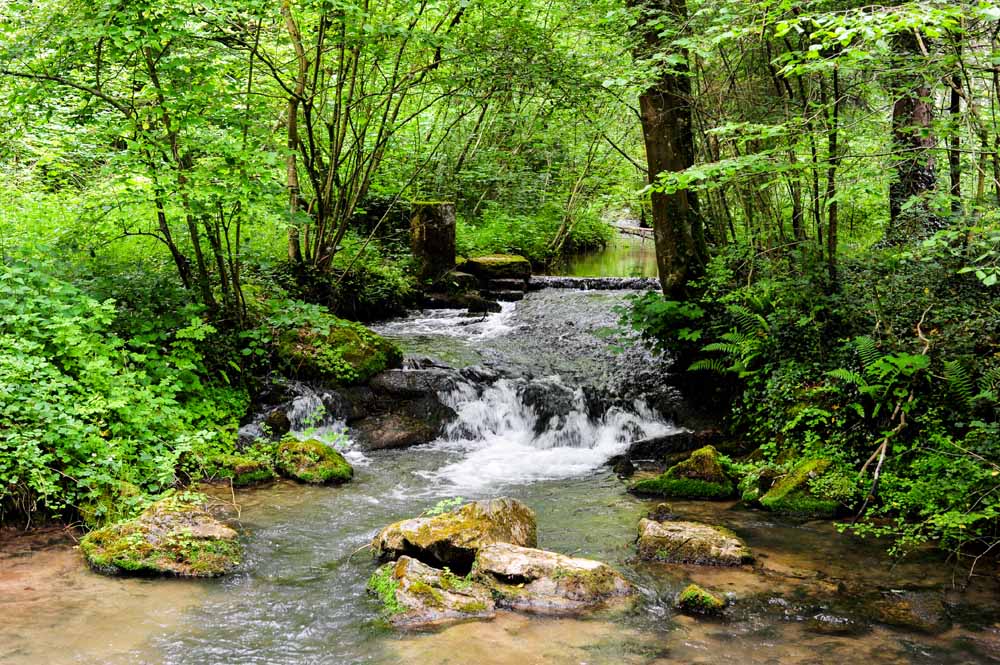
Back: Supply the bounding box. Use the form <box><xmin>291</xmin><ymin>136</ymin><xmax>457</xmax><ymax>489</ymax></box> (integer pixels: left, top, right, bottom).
<box><xmin>79</xmin><ymin>494</ymin><xmax>240</xmax><ymax>577</ymax></box>
<box><xmin>204</xmin><ymin>454</ymin><xmax>276</xmax><ymax>487</ymax></box>
<box><xmin>367</xmin><ymin>563</ymin><xmax>406</xmax><ymax>616</ymax></box>
<box><xmin>276</xmin><ymin>438</ymin><xmax>353</xmax><ymax>484</ymax></box>
<box><xmin>676</xmin><ymin>584</ymin><xmax>726</xmax><ymax>615</ymax></box>
<box><xmin>275</xmin><ymin>315</ymin><xmax>402</xmax><ymax>386</ymax></box>
<box><xmin>759</xmin><ymin>458</ymin><xmax>839</xmax><ymax>518</ymax></box>
<box><xmin>630</xmin><ymin>446</ymin><xmax>735</xmax><ymax>499</ymax></box>
<box><xmin>458</xmin><ymin>600</ymin><xmax>488</xmax><ymax>613</ymax></box>
<box><xmin>409</xmin><ymin>580</ymin><xmax>446</xmax><ymax>608</ymax></box>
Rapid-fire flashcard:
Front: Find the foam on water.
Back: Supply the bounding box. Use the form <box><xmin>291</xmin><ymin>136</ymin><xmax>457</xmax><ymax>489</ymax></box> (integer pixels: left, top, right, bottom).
<box><xmin>425</xmin><ymin>378</ymin><xmax>677</xmax><ymax>491</ymax></box>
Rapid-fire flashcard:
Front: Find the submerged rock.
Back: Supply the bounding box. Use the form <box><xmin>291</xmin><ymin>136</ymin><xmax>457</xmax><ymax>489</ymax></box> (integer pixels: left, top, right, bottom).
<box><xmin>203</xmin><ymin>453</ymin><xmax>276</xmax><ymax>487</ymax></box>
<box><xmin>274</xmin><ymin>315</ymin><xmax>402</xmax><ymax>385</ymax></box>
<box><xmin>464</xmin><ymin>254</ymin><xmax>532</xmax><ymax>281</ymax></box>
<box><xmin>629</xmin><ymin>445</ymin><xmax>735</xmax><ymax>499</ymax></box>
<box><xmin>636</xmin><ymin>518</ymin><xmax>753</xmax><ymax>566</ymax></box>
<box><xmin>472</xmin><ymin>543</ymin><xmax>633</xmax><ymax>614</ymax></box>
<box><xmin>676</xmin><ymin>583</ymin><xmax>727</xmax><ymax>616</ymax></box>
<box><xmin>368</xmin><ymin>556</ymin><xmax>496</xmax><ymax>629</ymax></box>
<box><xmin>372</xmin><ymin>498</ymin><xmax>537</xmax><ymax>572</ymax></box>
<box><xmin>80</xmin><ymin>493</ymin><xmax>240</xmax><ymax>577</ymax></box>
<box><xmin>276</xmin><ymin>438</ymin><xmax>353</xmax><ymax>484</ymax></box>
<box><xmin>759</xmin><ymin>458</ymin><xmax>839</xmax><ymax>518</ymax></box>
<box><xmin>865</xmin><ymin>589</ymin><xmax>951</xmax><ymax>634</ymax></box>
<box><xmin>369</xmin><ymin>368</ymin><xmax>460</xmax><ymax>397</ymax></box>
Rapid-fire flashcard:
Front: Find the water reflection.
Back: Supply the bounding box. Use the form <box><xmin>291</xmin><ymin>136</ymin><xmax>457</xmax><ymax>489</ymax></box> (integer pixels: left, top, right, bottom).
<box><xmin>551</xmin><ymin>234</ymin><xmax>658</xmax><ymax>278</ymax></box>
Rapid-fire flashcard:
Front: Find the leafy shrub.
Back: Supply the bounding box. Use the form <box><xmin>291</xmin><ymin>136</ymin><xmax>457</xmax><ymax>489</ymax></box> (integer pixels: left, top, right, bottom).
<box><xmin>0</xmin><ymin>263</ymin><xmax>246</xmax><ymax>525</ymax></box>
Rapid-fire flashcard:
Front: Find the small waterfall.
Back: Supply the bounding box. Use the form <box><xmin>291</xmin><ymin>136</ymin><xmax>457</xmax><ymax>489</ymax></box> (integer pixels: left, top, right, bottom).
<box><xmin>426</xmin><ymin>377</ymin><xmax>678</xmax><ymax>491</ymax></box>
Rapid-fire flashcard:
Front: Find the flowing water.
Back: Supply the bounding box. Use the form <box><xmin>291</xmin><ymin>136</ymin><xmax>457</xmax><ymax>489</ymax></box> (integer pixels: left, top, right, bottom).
<box><xmin>3</xmin><ymin>281</ymin><xmax>1000</xmax><ymax>665</ymax></box>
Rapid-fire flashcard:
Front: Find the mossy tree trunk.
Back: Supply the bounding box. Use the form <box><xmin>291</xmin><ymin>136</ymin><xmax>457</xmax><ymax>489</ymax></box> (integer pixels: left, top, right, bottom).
<box><xmin>411</xmin><ymin>203</ymin><xmax>457</xmax><ymax>281</ymax></box>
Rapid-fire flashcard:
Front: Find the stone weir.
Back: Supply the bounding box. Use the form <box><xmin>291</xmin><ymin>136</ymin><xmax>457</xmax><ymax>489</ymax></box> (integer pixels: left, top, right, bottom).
<box><xmin>529</xmin><ymin>276</ymin><xmax>660</xmax><ymax>291</ymax></box>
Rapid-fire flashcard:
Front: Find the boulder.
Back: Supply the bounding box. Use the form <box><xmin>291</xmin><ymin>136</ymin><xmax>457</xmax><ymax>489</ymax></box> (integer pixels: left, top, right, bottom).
<box><xmin>80</xmin><ymin>493</ymin><xmax>240</xmax><ymax>577</ymax></box>
<box><xmin>369</xmin><ymin>368</ymin><xmax>461</xmax><ymax>397</ymax></box>
<box><xmin>369</xmin><ymin>555</ymin><xmax>495</xmax><ymax>629</ymax></box>
<box><xmin>275</xmin><ymin>315</ymin><xmax>402</xmax><ymax>386</ymax></box>
<box><xmin>203</xmin><ymin>453</ymin><xmax>276</xmax><ymax>487</ymax></box>
<box><xmin>676</xmin><ymin>583</ymin><xmax>726</xmax><ymax>616</ymax></box>
<box><xmin>276</xmin><ymin>438</ymin><xmax>353</xmax><ymax>484</ymax></box>
<box><xmin>623</xmin><ymin>429</ymin><xmax>724</xmax><ymax>464</ymax></box>
<box><xmin>636</xmin><ymin>518</ymin><xmax>753</xmax><ymax>566</ymax></box>
<box><xmin>372</xmin><ymin>498</ymin><xmax>537</xmax><ymax>572</ymax></box>
<box><xmin>464</xmin><ymin>254</ymin><xmax>532</xmax><ymax>281</ymax></box>
<box><xmin>629</xmin><ymin>445</ymin><xmax>735</xmax><ymax>499</ymax></box>
<box><xmin>264</xmin><ymin>408</ymin><xmax>292</xmax><ymax>437</ymax></box>
<box><xmin>519</xmin><ymin>378</ymin><xmax>580</xmax><ymax>434</ymax></box>
<box><xmin>472</xmin><ymin>543</ymin><xmax>633</xmax><ymax>614</ymax></box>
<box><xmin>353</xmin><ymin>413</ymin><xmax>437</xmax><ymax>450</ymax></box>
<box><xmin>759</xmin><ymin>458</ymin><xmax>839</xmax><ymax>518</ymax></box>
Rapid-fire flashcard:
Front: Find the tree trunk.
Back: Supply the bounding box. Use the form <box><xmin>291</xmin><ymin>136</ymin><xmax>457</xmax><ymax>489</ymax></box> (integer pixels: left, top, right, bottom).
<box><xmin>886</xmin><ymin>32</ymin><xmax>938</xmax><ymax>244</ymax></box>
<box><xmin>949</xmin><ymin>71</ymin><xmax>962</xmax><ymax>217</ymax></box>
<box><xmin>629</xmin><ymin>0</ymin><xmax>706</xmax><ymax>298</ymax></box>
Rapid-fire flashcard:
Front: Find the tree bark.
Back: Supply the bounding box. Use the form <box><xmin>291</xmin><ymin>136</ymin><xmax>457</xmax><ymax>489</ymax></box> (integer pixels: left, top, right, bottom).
<box><xmin>629</xmin><ymin>0</ymin><xmax>706</xmax><ymax>298</ymax></box>
<box><xmin>886</xmin><ymin>31</ymin><xmax>938</xmax><ymax>244</ymax></box>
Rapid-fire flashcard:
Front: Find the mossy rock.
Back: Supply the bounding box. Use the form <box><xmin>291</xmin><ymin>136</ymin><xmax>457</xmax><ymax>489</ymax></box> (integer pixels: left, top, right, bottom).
<box><xmin>368</xmin><ymin>556</ymin><xmax>495</xmax><ymax>629</ymax></box>
<box><xmin>79</xmin><ymin>493</ymin><xmax>240</xmax><ymax>577</ymax></box>
<box><xmin>372</xmin><ymin>497</ymin><xmax>537</xmax><ymax>572</ymax></box>
<box><xmin>759</xmin><ymin>458</ymin><xmax>839</xmax><ymax>518</ymax></box>
<box><xmin>630</xmin><ymin>445</ymin><xmax>735</xmax><ymax>500</ymax></box>
<box><xmin>676</xmin><ymin>584</ymin><xmax>726</xmax><ymax>616</ymax></box>
<box><xmin>276</xmin><ymin>439</ymin><xmax>353</xmax><ymax>484</ymax></box>
<box><xmin>205</xmin><ymin>454</ymin><xmax>276</xmax><ymax>487</ymax></box>
<box><xmin>471</xmin><ymin>543</ymin><xmax>633</xmax><ymax>614</ymax></box>
<box><xmin>275</xmin><ymin>314</ymin><xmax>402</xmax><ymax>386</ymax></box>
<box><xmin>77</xmin><ymin>480</ymin><xmax>144</xmax><ymax>526</ymax></box>
<box><xmin>463</xmin><ymin>254</ymin><xmax>532</xmax><ymax>280</ymax></box>
<box><xmin>636</xmin><ymin>518</ymin><xmax>753</xmax><ymax>566</ymax></box>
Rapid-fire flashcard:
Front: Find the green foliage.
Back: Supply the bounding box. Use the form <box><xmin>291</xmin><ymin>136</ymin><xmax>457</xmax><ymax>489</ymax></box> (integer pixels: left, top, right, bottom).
<box><xmin>0</xmin><ymin>263</ymin><xmax>244</xmax><ymax>525</ymax></box>
<box><xmin>368</xmin><ymin>564</ymin><xmax>405</xmax><ymax>617</ymax></box>
<box><xmin>423</xmin><ymin>497</ymin><xmax>465</xmax><ymax>517</ymax></box>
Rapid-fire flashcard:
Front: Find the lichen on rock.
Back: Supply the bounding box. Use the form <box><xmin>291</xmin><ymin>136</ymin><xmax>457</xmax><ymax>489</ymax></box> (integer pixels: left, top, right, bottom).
<box><xmin>276</xmin><ymin>438</ymin><xmax>353</xmax><ymax>484</ymax></box>
<box><xmin>471</xmin><ymin>543</ymin><xmax>633</xmax><ymax>614</ymax></box>
<box><xmin>629</xmin><ymin>445</ymin><xmax>735</xmax><ymax>499</ymax></box>
<box><xmin>636</xmin><ymin>518</ymin><xmax>753</xmax><ymax>566</ymax></box>
<box><xmin>367</xmin><ymin>556</ymin><xmax>495</xmax><ymax>629</ymax></box>
<box><xmin>759</xmin><ymin>458</ymin><xmax>839</xmax><ymax>518</ymax></box>
<box><xmin>79</xmin><ymin>493</ymin><xmax>240</xmax><ymax>577</ymax></box>
<box><xmin>372</xmin><ymin>497</ymin><xmax>537</xmax><ymax>572</ymax></box>
<box><xmin>676</xmin><ymin>583</ymin><xmax>727</xmax><ymax>615</ymax></box>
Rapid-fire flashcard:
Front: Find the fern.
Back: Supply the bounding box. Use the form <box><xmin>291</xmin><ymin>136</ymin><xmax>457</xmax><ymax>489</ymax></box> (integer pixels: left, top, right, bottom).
<box><xmin>689</xmin><ymin>358</ymin><xmax>728</xmax><ymax>373</ymax></box>
<box><xmin>827</xmin><ymin>368</ymin><xmax>867</xmax><ymax>387</ymax></box>
<box><xmin>726</xmin><ymin>303</ymin><xmax>769</xmax><ymax>335</ymax></box>
<box><xmin>853</xmin><ymin>336</ymin><xmax>881</xmax><ymax>369</ymax></box>
<box><xmin>943</xmin><ymin>360</ymin><xmax>975</xmax><ymax>410</ymax></box>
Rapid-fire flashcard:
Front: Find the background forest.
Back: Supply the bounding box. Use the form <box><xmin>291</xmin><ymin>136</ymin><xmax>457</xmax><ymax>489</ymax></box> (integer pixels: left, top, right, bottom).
<box><xmin>1</xmin><ymin>0</ymin><xmax>998</xmax><ymax>563</ymax></box>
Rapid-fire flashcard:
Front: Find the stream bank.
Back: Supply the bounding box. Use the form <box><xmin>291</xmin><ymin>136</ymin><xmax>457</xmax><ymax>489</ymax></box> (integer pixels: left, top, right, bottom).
<box><xmin>3</xmin><ymin>257</ymin><xmax>1000</xmax><ymax>664</ymax></box>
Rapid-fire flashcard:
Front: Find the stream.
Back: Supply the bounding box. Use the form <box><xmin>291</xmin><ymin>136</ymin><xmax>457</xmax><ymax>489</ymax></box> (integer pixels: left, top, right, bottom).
<box><xmin>3</xmin><ymin>240</ymin><xmax>1000</xmax><ymax>664</ymax></box>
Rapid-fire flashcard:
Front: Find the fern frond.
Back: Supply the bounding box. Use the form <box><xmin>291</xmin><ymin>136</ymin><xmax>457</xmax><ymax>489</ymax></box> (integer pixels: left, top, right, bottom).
<box><xmin>853</xmin><ymin>336</ymin><xmax>881</xmax><ymax>370</ymax></box>
<box><xmin>689</xmin><ymin>358</ymin><xmax>728</xmax><ymax>373</ymax></box>
<box><xmin>827</xmin><ymin>368</ymin><xmax>867</xmax><ymax>387</ymax></box>
<box><xmin>943</xmin><ymin>360</ymin><xmax>975</xmax><ymax>409</ymax></box>
<box><xmin>726</xmin><ymin>304</ymin><xmax>769</xmax><ymax>335</ymax></box>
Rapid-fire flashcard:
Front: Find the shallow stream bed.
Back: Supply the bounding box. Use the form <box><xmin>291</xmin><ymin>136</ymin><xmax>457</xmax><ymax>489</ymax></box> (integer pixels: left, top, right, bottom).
<box><xmin>3</xmin><ymin>284</ymin><xmax>999</xmax><ymax>665</ymax></box>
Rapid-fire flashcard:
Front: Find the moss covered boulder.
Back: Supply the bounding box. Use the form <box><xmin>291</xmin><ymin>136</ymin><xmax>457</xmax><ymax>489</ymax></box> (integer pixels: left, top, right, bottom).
<box><xmin>372</xmin><ymin>498</ymin><xmax>537</xmax><ymax>572</ymax></box>
<box><xmin>636</xmin><ymin>518</ymin><xmax>753</xmax><ymax>566</ymax></box>
<box><xmin>463</xmin><ymin>254</ymin><xmax>532</xmax><ymax>281</ymax></box>
<box><xmin>676</xmin><ymin>583</ymin><xmax>727</xmax><ymax>616</ymax></box>
<box><xmin>759</xmin><ymin>458</ymin><xmax>839</xmax><ymax>518</ymax></box>
<box><xmin>275</xmin><ymin>315</ymin><xmax>402</xmax><ymax>386</ymax></box>
<box><xmin>629</xmin><ymin>445</ymin><xmax>735</xmax><ymax>499</ymax></box>
<box><xmin>472</xmin><ymin>543</ymin><xmax>633</xmax><ymax>614</ymax></box>
<box><xmin>276</xmin><ymin>439</ymin><xmax>353</xmax><ymax>484</ymax></box>
<box><xmin>368</xmin><ymin>556</ymin><xmax>496</xmax><ymax>629</ymax></box>
<box><xmin>204</xmin><ymin>454</ymin><xmax>276</xmax><ymax>487</ymax></box>
<box><xmin>80</xmin><ymin>493</ymin><xmax>240</xmax><ymax>577</ymax></box>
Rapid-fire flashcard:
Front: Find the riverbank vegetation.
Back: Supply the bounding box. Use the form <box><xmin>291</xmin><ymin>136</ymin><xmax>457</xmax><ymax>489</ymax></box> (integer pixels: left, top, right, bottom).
<box><xmin>622</xmin><ymin>1</ymin><xmax>1000</xmax><ymax>561</ymax></box>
